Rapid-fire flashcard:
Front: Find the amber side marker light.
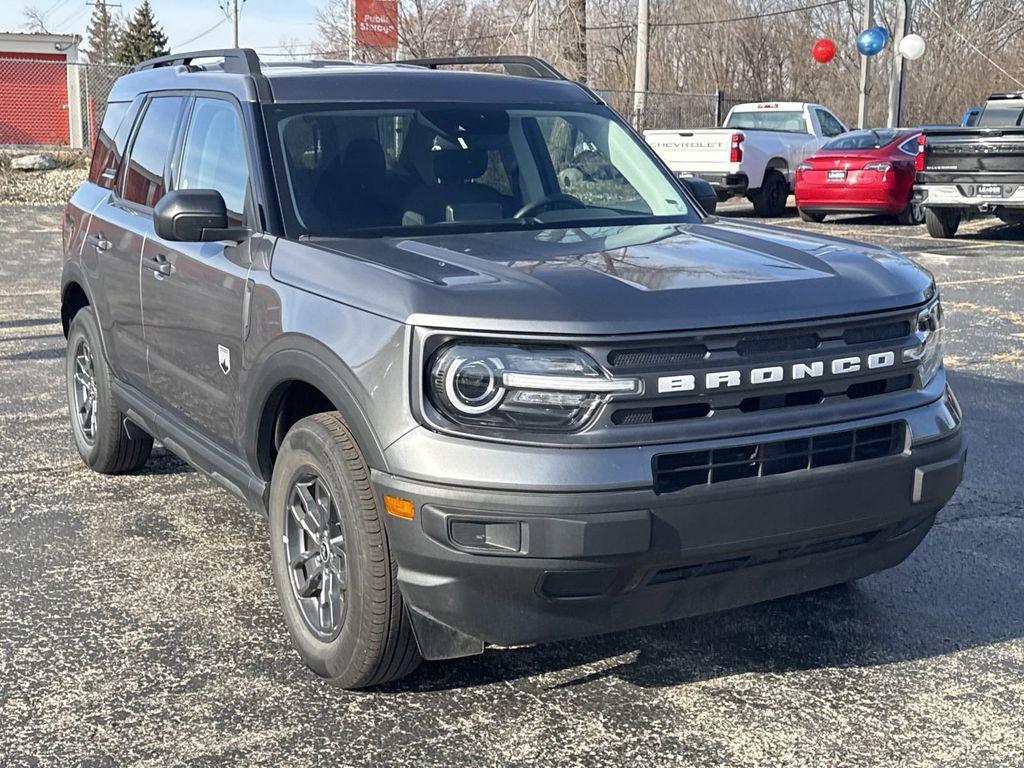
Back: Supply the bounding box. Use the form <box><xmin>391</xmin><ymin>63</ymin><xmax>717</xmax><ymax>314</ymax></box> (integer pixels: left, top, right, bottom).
<box><xmin>383</xmin><ymin>495</ymin><xmax>415</xmax><ymax>520</ymax></box>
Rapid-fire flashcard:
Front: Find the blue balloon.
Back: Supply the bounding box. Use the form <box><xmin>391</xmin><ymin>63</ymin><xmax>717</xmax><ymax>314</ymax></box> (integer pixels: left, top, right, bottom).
<box><xmin>871</xmin><ymin>25</ymin><xmax>890</xmax><ymax>45</ymax></box>
<box><xmin>857</xmin><ymin>27</ymin><xmax>886</xmax><ymax>56</ymax></box>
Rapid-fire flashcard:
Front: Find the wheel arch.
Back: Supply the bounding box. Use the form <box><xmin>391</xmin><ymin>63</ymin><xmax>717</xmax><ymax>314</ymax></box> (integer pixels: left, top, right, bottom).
<box><xmin>60</xmin><ymin>262</ymin><xmax>92</xmax><ymax>338</ymax></box>
<box><xmin>246</xmin><ymin>344</ymin><xmax>389</xmax><ymax>483</ymax></box>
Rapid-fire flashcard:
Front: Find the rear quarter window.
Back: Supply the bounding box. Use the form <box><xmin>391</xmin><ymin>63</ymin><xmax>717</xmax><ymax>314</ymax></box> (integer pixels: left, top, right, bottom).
<box><xmin>87</xmin><ymin>101</ymin><xmax>132</xmax><ymax>190</ymax></box>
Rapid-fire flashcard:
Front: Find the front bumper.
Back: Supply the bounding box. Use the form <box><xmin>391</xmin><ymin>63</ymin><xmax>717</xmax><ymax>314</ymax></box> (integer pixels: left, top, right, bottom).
<box><xmin>374</xmin><ymin>390</ymin><xmax>965</xmax><ymax>659</ymax></box>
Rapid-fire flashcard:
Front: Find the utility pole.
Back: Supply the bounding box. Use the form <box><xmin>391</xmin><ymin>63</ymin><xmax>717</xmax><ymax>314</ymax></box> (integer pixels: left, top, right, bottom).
<box><xmin>231</xmin><ymin>0</ymin><xmax>239</xmax><ymax>47</ymax></box>
<box><xmin>887</xmin><ymin>0</ymin><xmax>911</xmax><ymax>127</ymax></box>
<box><xmin>857</xmin><ymin>0</ymin><xmax>874</xmax><ymax>129</ymax></box>
<box><xmin>632</xmin><ymin>0</ymin><xmax>649</xmax><ymax>129</ymax></box>
<box><xmin>527</xmin><ymin>0</ymin><xmax>540</xmax><ymax>56</ymax></box>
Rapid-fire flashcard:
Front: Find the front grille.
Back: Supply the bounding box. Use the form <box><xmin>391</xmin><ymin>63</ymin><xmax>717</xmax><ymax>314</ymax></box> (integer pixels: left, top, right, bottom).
<box><xmin>652</xmin><ymin>422</ymin><xmax>905</xmax><ymax>494</ymax></box>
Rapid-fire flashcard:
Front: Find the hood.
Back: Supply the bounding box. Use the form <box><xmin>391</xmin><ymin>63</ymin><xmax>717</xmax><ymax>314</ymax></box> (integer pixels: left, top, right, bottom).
<box><xmin>272</xmin><ymin>219</ymin><xmax>933</xmax><ymax>335</ymax></box>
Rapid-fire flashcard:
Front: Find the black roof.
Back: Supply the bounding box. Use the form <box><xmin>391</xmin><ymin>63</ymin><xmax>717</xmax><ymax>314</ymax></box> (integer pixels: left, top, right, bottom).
<box><xmin>107</xmin><ymin>49</ymin><xmax>599</xmax><ymax>106</ymax></box>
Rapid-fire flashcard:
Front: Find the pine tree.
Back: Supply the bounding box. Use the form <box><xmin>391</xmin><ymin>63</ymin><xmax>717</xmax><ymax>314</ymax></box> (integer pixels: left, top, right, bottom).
<box><xmin>85</xmin><ymin>1</ymin><xmax>122</xmax><ymax>63</ymax></box>
<box><xmin>113</xmin><ymin>1</ymin><xmax>169</xmax><ymax>65</ymax></box>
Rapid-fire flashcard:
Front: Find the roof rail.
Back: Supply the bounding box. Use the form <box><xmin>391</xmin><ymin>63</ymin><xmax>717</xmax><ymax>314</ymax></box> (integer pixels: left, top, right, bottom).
<box><xmin>133</xmin><ymin>47</ymin><xmax>262</xmax><ymax>76</ymax></box>
<box><xmin>398</xmin><ymin>56</ymin><xmax>567</xmax><ymax>81</ymax></box>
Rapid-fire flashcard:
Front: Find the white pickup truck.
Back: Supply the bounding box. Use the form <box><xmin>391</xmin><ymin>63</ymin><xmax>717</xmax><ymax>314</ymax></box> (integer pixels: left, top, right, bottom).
<box><xmin>644</xmin><ymin>101</ymin><xmax>849</xmax><ymax>217</ymax></box>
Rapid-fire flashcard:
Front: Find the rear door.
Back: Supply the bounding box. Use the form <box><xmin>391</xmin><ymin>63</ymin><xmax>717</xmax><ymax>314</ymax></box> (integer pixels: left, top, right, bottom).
<box><xmin>140</xmin><ymin>94</ymin><xmax>254</xmax><ymax>449</ymax></box>
<box><xmin>89</xmin><ymin>96</ymin><xmax>186</xmax><ymax>390</ymax></box>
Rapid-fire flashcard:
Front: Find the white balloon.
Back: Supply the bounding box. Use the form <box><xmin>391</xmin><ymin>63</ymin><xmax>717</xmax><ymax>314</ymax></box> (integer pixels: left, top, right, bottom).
<box><xmin>899</xmin><ymin>33</ymin><xmax>926</xmax><ymax>60</ymax></box>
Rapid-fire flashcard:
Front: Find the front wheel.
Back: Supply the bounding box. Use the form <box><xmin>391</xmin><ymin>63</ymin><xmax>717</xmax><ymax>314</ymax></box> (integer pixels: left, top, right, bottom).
<box><xmin>925</xmin><ymin>207</ymin><xmax>961</xmax><ymax>238</ymax></box>
<box><xmin>750</xmin><ymin>169</ymin><xmax>789</xmax><ymax>217</ymax></box>
<box><xmin>269</xmin><ymin>412</ymin><xmax>421</xmax><ymax>689</ymax></box>
<box><xmin>66</xmin><ymin>307</ymin><xmax>152</xmax><ymax>473</ymax></box>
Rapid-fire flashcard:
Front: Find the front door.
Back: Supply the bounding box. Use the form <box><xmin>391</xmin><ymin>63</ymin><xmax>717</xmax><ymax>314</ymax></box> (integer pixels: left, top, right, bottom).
<box><xmin>141</xmin><ymin>95</ymin><xmax>254</xmax><ymax>448</ymax></box>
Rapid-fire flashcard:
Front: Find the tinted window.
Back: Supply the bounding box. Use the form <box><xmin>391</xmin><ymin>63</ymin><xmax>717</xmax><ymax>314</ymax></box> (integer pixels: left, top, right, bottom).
<box><xmin>725</xmin><ymin>110</ymin><xmax>808</xmax><ymax>132</ymax></box>
<box><xmin>823</xmin><ymin>129</ymin><xmax>901</xmax><ymax>150</ymax></box>
<box><xmin>122</xmin><ymin>96</ymin><xmax>184</xmax><ymax>207</ymax></box>
<box><xmin>898</xmin><ymin>135</ymin><xmax>920</xmax><ymax>155</ymax></box>
<box><xmin>177</xmin><ymin>98</ymin><xmax>249</xmax><ymax>221</ymax></box>
<box><xmin>87</xmin><ymin>101</ymin><xmax>131</xmax><ymax>190</ymax></box>
<box><xmin>816</xmin><ymin>109</ymin><xmax>846</xmax><ymax>138</ymax></box>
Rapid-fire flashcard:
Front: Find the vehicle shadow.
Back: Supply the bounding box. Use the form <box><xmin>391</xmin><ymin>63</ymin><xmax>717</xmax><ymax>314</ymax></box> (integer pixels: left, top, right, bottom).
<box><xmin>385</xmin><ymin>370</ymin><xmax>1023</xmax><ymax>694</ymax></box>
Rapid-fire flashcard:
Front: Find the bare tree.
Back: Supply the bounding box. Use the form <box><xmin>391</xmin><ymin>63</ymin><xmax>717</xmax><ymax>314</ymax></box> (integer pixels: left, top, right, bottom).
<box><xmin>22</xmin><ymin>5</ymin><xmax>49</xmax><ymax>33</ymax></box>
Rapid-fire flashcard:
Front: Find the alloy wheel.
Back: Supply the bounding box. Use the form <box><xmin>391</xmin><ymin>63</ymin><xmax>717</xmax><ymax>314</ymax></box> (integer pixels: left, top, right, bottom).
<box><xmin>284</xmin><ymin>471</ymin><xmax>348</xmax><ymax>641</ymax></box>
<box><xmin>72</xmin><ymin>338</ymin><xmax>98</xmax><ymax>444</ymax></box>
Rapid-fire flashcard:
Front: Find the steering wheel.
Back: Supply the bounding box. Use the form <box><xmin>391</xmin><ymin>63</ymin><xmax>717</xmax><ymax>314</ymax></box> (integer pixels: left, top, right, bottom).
<box><xmin>514</xmin><ymin>193</ymin><xmax>588</xmax><ymax>219</ymax></box>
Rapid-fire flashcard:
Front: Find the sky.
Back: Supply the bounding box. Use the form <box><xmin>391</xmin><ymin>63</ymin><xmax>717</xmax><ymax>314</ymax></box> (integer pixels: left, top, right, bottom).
<box><xmin>0</xmin><ymin>0</ymin><xmax>323</xmax><ymax>59</ymax></box>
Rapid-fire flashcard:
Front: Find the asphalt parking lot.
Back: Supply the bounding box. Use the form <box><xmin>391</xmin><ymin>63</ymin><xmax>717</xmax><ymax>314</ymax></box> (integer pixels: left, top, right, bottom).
<box><xmin>1</xmin><ymin>202</ymin><xmax>1022</xmax><ymax>767</ymax></box>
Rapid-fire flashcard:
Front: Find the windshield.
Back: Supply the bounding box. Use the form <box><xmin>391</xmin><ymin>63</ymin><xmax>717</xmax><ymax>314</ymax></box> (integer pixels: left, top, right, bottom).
<box><xmin>822</xmin><ymin>129</ymin><xmax>903</xmax><ymax>150</ymax></box>
<box><xmin>724</xmin><ymin>110</ymin><xmax>808</xmax><ymax>133</ymax></box>
<box><xmin>266</xmin><ymin>103</ymin><xmax>694</xmax><ymax>237</ymax></box>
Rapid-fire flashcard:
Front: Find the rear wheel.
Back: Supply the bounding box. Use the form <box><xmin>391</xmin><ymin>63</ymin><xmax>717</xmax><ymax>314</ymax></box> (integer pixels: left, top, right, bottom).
<box><xmin>750</xmin><ymin>169</ymin><xmax>789</xmax><ymax>217</ymax></box>
<box><xmin>66</xmin><ymin>307</ymin><xmax>152</xmax><ymax>473</ymax></box>
<box><xmin>896</xmin><ymin>199</ymin><xmax>925</xmax><ymax>225</ymax></box>
<box><xmin>269</xmin><ymin>412</ymin><xmax>421</xmax><ymax>689</ymax></box>
<box><xmin>799</xmin><ymin>208</ymin><xmax>826</xmax><ymax>223</ymax></box>
<box><xmin>925</xmin><ymin>207</ymin><xmax>961</xmax><ymax>238</ymax></box>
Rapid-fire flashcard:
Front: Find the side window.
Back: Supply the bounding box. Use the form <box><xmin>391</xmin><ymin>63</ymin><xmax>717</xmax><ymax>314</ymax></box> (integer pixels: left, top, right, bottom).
<box><xmin>898</xmin><ymin>136</ymin><xmax>919</xmax><ymax>156</ymax></box>
<box><xmin>176</xmin><ymin>98</ymin><xmax>250</xmax><ymax>223</ymax></box>
<box><xmin>122</xmin><ymin>96</ymin><xmax>185</xmax><ymax>207</ymax></box>
<box><xmin>816</xmin><ymin>109</ymin><xmax>846</xmax><ymax>138</ymax></box>
<box><xmin>87</xmin><ymin>101</ymin><xmax>131</xmax><ymax>190</ymax></box>
<box><xmin>535</xmin><ymin>115</ymin><xmax>644</xmax><ymax>209</ymax></box>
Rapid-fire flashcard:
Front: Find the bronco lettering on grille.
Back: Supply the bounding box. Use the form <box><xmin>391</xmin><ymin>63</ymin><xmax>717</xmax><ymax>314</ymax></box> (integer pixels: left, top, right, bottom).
<box><xmin>657</xmin><ymin>351</ymin><xmax>897</xmax><ymax>394</ymax></box>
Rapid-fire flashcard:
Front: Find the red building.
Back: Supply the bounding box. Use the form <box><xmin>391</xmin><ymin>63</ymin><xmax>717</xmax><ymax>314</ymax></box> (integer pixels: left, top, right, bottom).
<box><xmin>0</xmin><ymin>31</ymin><xmax>83</xmax><ymax>147</ymax></box>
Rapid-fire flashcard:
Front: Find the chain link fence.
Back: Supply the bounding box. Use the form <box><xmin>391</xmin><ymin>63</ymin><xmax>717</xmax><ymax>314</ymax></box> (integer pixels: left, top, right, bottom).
<box><xmin>597</xmin><ymin>88</ymin><xmax>755</xmax><ymax>131</ymax></box>
<box><xmin>0</xmin><ymin>57</ymin><xmax>130</xmax><ymax>149</ymax></box>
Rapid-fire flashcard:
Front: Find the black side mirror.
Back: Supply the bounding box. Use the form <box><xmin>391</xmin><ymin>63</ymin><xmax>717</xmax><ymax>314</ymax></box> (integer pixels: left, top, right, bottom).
<box><xmin>153</xmin><ymin>189</ymin><xmax>249</xmax><ymax>243</ymax></box>
<box><xmin>680</xmin><ymin>177</ymin><xmax>718</xmax><ymax>215</ymax></box>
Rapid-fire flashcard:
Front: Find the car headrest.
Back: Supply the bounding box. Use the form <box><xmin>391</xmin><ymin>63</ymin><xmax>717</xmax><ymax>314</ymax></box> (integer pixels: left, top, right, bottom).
<box><xmin>433</xmin><ymin>148</ymin><xmax>488</xmax><ymax>183</ymax></box>
<box><xmin>340</xmin><ymin>138</ymin><xmax>387</xmax><ymax>177</ymax></box>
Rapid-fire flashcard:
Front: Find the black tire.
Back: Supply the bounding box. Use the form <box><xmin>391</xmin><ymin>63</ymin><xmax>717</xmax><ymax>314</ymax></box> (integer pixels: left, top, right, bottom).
<box><xmin>925</xmin><ymin>207</ymin><xmax>961</xmax><ymax>238</ymax></box>
<box><xmin>896</xmin><ymin>199</ymin><xmax>925</xmax><ymax>226</ymax></box>
<box><xmin>750</xmin><ymin>169</ymin><xmax>789</xmax><ymax>217</ymax></box>
<box><xmin>799</xmin><ymin>208</ymin><xmax>826</xmax><ymax>223</ymax></box>
<box><xmin>269</xmin><ymin>412</ymin><xmax>421</xmax><ymax>689</ymax></box>
<box><xmin>66</xmin><ymin>307</ymin><xmax>152</xmax><ymax>473</ymax></box>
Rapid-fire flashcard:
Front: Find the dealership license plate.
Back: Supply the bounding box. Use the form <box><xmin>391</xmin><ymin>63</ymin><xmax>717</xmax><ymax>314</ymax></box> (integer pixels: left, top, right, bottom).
<box><xmin>978</xmin><ymin>184</ymin><xmax>1003</xmax><ymax>197</ymax></box>
<box><xmin>827</xmin><ymin>169</ymin><xmax>847</xmax><ymax>181</ymax></box>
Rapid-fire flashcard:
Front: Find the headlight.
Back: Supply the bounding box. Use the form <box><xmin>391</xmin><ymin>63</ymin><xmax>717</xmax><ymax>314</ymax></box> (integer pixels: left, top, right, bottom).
<box><xmin>902</xmin><ymin>297</ymin><xmax>944</xmax><ymax>385</ymax></box>
<box><xmin>428</xmin><ymin>343</ymin><xmax>640</xmax><ymax>432</ymax></box>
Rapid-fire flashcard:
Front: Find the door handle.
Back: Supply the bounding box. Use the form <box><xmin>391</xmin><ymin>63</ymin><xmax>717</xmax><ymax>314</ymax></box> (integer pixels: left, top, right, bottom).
<box><xmin>86</xmin><ymin>232</ymin><xmax>111</xmax><ymax>252</ymax></box>
<box><xmin>143</xmin><ymin>253</ymin><xmax>173</xmax><ymax>276</ymax></box>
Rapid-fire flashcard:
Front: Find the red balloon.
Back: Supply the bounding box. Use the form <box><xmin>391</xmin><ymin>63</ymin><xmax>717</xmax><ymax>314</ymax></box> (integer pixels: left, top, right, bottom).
<box><xmin>812</xmin><ymin>37</ymin><xmax>837</xmax><ymax>63</ymax></box>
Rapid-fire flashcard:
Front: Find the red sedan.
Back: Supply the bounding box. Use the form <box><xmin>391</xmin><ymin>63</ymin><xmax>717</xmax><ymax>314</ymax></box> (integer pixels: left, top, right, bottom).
<box><xmin>794</xmin><ymin>129</ymin><xmax>923</xmax><ymax>224</ymax></box>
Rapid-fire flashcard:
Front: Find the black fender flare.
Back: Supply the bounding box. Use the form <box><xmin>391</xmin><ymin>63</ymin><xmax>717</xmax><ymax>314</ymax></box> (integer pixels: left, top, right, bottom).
<box><xmin>242</xmin><ymin>339</ymin><xmax>389</xmax><ymax>478</ymax></box>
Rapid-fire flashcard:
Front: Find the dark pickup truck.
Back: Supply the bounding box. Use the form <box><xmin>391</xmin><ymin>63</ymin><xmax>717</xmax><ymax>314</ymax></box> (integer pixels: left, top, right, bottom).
<box><xmin>916</xmin><ymin>92</ymin><xmax>1024</xmax><ymax>238</ymax></box>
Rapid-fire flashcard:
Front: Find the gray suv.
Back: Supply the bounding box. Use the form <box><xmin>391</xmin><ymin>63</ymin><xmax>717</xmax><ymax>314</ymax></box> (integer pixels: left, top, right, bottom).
<box><xmin>61</xmin><ymin>50</ymin><xmax>965</xmax><ymax>689</ymax></box>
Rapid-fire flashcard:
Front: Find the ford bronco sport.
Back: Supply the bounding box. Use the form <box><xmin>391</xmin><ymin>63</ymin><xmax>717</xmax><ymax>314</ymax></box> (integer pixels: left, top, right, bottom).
<box><xmin>61</xmin><ymin>50</ymin><xmax>965</xmax><ymax>689</ymax></box>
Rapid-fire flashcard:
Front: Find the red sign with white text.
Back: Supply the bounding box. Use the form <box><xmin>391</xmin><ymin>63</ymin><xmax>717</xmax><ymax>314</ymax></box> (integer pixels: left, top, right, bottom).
<box><xmin>354</xmin><ymin>0</ymin><xmax>398</xmax><ymax>49</ymax></box>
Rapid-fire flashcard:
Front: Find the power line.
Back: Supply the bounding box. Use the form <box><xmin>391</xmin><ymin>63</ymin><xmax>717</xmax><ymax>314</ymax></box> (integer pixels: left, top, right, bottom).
<box><xmin>171</xmin><ymin>17</ymin><xmax>229</xmax><ymax>50</ymax></box>
<box><xmin>252</xmin><ymin>0</ymin><xmax>847</xmax><ymax>56</ymax></box>
<box><xmin>917</xmin><ymin>0</ymin><xmax>1024</xmax><ymax>88</ymax></box>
